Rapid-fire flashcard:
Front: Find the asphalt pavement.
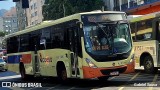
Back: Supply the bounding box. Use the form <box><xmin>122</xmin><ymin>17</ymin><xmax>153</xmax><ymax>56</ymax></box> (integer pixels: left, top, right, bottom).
<box><xmin>0</xmin><ymin>70</ymin><xmax>159</xmax><ymax>90</ymax></box>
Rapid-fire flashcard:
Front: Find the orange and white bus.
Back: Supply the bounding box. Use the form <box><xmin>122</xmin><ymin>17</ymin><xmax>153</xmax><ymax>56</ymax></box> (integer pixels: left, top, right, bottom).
<box><xmin>129</xmin><ymin>12</ymin><xmax>160</xmax><ymax>73</ymax></box>
<box><xmin>6</xmin><ymin>11</ymin><xmax>134</xmax><ymax>81</ymax></box>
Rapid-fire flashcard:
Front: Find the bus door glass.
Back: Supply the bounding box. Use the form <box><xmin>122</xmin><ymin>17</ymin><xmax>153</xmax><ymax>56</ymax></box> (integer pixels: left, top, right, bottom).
<box><xmin>68</xmin><ymin>26</ymin><xmax>79</xmax><ymax>76</ymax></box>
<box><xmin>156</xmin><ymin>20</ymin><xmax>160</xmax><ymax>64</ymax></box>
<box><xmin>30</xmin><ymin>31</ymin><xmax>40</xmax><ymax>73</ymax></box>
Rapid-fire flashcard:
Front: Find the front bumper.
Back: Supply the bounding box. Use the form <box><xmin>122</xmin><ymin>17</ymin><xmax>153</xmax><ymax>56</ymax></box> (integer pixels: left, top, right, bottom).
<box><xmin>82</xmin><ymin>65</ymin><xmax>127</xmax><ymax>79</ymax></box>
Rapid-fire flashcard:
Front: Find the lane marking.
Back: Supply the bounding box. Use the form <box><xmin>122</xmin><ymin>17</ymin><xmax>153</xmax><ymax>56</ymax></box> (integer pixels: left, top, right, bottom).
<box><xmin>9</xmin><ymin>87</ymin><xmax>24</xmax><ymax>90</ymax></box>
<box><xmin>93</xmin><ymin>77</ymin><xmax>116</xmax><ymax>89</ymax></box>
<box><xmin>109</xmin><ymin>77</ymin><xmax>115</xmax><ymax>80</ymax></box>
<box><xmin>68</xmin><ymin>86</ymin><xmax>75</xmax><ymax>90</ymax></box>
<box><xmin>0</xmin><ymin>75</ymin><xmax>21</xmax><ymax>80</ymax></box>
<box><xmin>118</xmin><ymin>72</ymin><xmax>140</xmax><ymax>90</ymax></box>
<box><xmin>118</xmin><ymin>87</ymin><xmax>124</xmax><ymax>90</ymax></box>
<box><xmin>147</xmin><ymin>74</ymin><xmax>158</xmax><ymax>90</ymax></box>
<box><xmin>129</xmin><ymin>72</ymin><xmax>140</xmax><ymax>81</ymax></box>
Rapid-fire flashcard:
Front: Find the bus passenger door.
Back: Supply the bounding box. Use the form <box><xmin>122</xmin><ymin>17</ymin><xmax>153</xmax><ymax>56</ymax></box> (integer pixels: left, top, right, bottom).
<box><xmin>156</xmin><ymin>20</ymin><xmax>160</xmax><ymax>66</ymax></box>
<box><xmin>68</xmin><ymin>27</ymin><xmax>79</xmax><ymax>77</ymax></box>
<box><xmin>32</xmin><ymin>35</ymin><xmax>40</xmax><ymax>74</ymax></box>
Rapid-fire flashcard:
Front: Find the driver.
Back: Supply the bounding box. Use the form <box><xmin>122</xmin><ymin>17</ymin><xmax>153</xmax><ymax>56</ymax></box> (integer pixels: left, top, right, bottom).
<box><xmin>101</xmin><ymin>37</ymin><xmax>108</xmax><ymax>45</ymax></box>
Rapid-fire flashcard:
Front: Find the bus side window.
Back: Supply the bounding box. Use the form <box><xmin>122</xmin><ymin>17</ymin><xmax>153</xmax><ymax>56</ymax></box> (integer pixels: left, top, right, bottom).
<box><xmin>7</xmin><ymin>36</ymin><xmax>18</xmax><ymax>53</ymax></box>
<box><xmin>29</xmin><ymin>30</ymin><xmax>40</xmax><ymax>51</ymax></box>
<box><xmin>40</xmin><ymin>27</ymin><xmax>52</xmax><ymax>50</ymax></box>
<box><xmin>51</xmin><ymin>25</ymin><xmax>64</xmax><ymax>49</ymax></box>
<box><xmin>19</xmin><ymin>34</ymin><xmax>29</xmax><ymax>52</ymax></box>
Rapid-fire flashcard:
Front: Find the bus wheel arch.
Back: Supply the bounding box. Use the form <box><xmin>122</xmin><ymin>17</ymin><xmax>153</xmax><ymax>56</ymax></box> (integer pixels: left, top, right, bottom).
<box><xmin>140</xmin><ymin>52</ymin><xmax>157</xmax><ymax>73</ymax></box>
<box><xmin>140</xmin><ymin>52</ymin><xmax>151</xmax><ymax>66</ymax></box>
<box><xmin>56</xmin><ymin>61</ymin><xmax>67</xmax><ymax>82</ymax></box>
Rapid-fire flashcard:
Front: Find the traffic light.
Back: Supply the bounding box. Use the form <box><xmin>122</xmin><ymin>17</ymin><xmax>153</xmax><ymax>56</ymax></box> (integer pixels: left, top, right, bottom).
<box><xmin>22</xmin><ymin>0</ymin><xmax>29</xmax><ymax>8</ymax></box>
<box><xmin>12</xmin><ymin>0</ymin><xmax>29</xmax><ymax>8</ymax></box>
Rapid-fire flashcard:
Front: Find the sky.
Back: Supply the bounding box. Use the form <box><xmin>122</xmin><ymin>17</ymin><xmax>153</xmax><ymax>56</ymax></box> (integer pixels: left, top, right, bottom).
<box><xmin>0</xmin><ymin>0</ymin><xmax>15</xmax><ymax>10</ymax></box>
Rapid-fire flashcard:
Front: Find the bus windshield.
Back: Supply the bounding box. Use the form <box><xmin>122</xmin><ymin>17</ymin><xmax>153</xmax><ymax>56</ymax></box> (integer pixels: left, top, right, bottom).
<box><xmin>83</xmin><ymin>21</ymin><xmax>132</xmax><ymax>56</ymax></box>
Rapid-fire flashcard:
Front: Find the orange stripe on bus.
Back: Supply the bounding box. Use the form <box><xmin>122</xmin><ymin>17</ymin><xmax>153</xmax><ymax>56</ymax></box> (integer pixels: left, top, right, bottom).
<box><xmin>132</xmin><ymin>4</ymin><xmax>160</xmax><ymax>15</ymax></box>
<box><xmin>124</xmin><ymin>60</ymin><xmax>135</xmax><ymax>74</ymax></box>
<box><xmin>21</xmin><ymin>54</ymin><xmax>32</xmax><ymax>64</ymax></box>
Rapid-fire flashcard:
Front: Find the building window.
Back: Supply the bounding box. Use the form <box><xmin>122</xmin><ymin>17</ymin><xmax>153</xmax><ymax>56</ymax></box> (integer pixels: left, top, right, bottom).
<box><xmin>31</xmin><ymin>13</ymin><xmax>34</xmax><ymax>18</ymax></box>
<box><xmin>17</xmin><ymin>7</ymin><xmax>19</xmax><ymax>11</ymax></box>
<box><xmin>32</xmin><ymin>22</ymin><xmax>34</xmax><ymax>25</ymax></box>
<box><xmin>13</xmin><ymin>19</ymin><xmax>17</xmax><ymax>23</ymax></box>
<box><xmin>35</xmin><ymin>11</ymin><xmax>37</xmax><ymax>16</ymax></box>
<box><xmin>35</xmin><ymin>20</ymin><xmax>38</xmax><ymax>24</ymax></box>
<box><xmin>20</xmin><ymin>13</ymin><xmax>23</xmax><ymax>17</ymax></box>
<box><xmin>34</xmin><ymin>3</ymin><xmax>37</xmax><ymax>9</ymax></box>
<box><xmin>24</xmin><ymin>17</ymin><xmax>27</xmax><ymax>21</ymax></box>
<box><xmin>137</xmin><ymin>0</ymin><xmax>144</xmax><ymax>5</ymax></box>
<box><xmin>31</xmin><ymin>5</ymin><xmax>33</xmax><ymax>10</ymax></box>
<box><xmin>122</xmin><ymin>0</ymin><xmax>128</xmax><ymax>4</ymax></box>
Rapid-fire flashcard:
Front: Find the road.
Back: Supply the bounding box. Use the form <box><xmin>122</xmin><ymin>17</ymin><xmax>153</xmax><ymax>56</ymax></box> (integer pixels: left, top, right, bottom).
<box><xmin>0</xmin><ymin>70</ymin><xmax>160</xmax><ymax>90</ymax></box>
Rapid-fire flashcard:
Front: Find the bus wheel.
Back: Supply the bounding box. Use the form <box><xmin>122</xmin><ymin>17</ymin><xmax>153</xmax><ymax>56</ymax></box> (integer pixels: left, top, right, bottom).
<box><xmin>144</xmin><ymin>56</ymin><xmax>157</xmax><ymax>73</ymax></box>
<box><xmin>57</xmin><ymin>67</ymin><xmax>67</xmax><ymax>82</ymax></box>
<box><xmin>98</xmin><ymin>76</ymin><xmax>109</xmax><ymax>81</ymax></box>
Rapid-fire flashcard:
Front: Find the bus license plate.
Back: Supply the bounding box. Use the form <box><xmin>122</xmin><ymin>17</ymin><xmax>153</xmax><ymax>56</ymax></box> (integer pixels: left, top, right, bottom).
<box><xmin>110</xmin><ymin>71</ymin><xmax>119</xmax><ymax>76</ymax></box>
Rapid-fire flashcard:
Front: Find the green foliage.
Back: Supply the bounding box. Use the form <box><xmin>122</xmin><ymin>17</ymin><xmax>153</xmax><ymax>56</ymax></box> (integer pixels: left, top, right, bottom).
<box><xmin>0</xmin><ymin>31</ymin><xmax>6</xmax><ymax>37</ymax></box>
<box><xmin>43</xmin><ymin>0</ymin><xmax>105</xmax><ymax>20</ymax></box>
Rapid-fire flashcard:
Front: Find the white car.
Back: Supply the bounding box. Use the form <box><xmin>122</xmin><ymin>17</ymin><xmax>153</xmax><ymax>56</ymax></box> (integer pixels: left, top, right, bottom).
<box><xmin>0</xmin><ymin>58</ymin><xmax>7</xmax><ymax>71</ymax></box>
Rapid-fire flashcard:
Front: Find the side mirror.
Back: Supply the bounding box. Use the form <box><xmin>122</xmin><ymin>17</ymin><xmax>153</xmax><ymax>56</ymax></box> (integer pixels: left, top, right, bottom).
<box><xmin>76</xmin><ymin>21</ymin><xmax>83</xmax><ymax>28</ymax></box>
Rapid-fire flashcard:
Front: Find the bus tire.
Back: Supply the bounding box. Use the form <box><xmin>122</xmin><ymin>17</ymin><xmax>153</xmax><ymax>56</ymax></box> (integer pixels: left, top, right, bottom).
<box><xmin>98</xmin><ymin>76</ymin><xmax>109</xmax><ymax>81</ymax></box>
<box><xmin>143</xmin><ymin>56</ymin><xmax>157</xmax><ymax>74</ymax></box>
<box><xmin>57</xmin><ymin>65</ymin><xmax>67</xmax><ymax>82</ymax></box>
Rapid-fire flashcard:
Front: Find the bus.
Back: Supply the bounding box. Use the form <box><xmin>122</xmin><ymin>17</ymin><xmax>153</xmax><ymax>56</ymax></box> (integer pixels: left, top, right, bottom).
<box><xmin>129</xmin><ymin>12</ymin><xmax>160</xmax><ymax>73</ymax></box>
<box><xmin>6</xmin><ymin>11</ymin><xmax>134</xmax><ymax>81</ymax></box>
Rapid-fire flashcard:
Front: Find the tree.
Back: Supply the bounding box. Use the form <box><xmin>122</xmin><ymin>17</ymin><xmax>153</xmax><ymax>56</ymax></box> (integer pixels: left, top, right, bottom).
<box><xmin>43</xmin><ymin>0</ymin><xmax>105</xmax><ymax>20</ymax></box>
<box><xmin>0</xmin><ymin>31</ymin><xmax>6</xmax><ymax>49</ymax></box>
<box><xmin>0</xmin><ymin>31</ymin><xmax>6</xmax><ymax>37</ymax></box>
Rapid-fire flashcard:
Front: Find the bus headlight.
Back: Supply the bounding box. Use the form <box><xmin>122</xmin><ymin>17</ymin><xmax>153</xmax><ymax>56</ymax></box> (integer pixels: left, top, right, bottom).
<box><xmin>85</xmin><ymin>58</ymin><xmax>97</xmax><ymax>68</ymax></box>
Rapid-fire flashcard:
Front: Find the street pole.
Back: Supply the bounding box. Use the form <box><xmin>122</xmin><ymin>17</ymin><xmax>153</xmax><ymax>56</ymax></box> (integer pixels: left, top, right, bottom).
<box><xmin>63</xmin><ymin>3</ymin><xmax>66</xmax><ymax>17</ymax></box>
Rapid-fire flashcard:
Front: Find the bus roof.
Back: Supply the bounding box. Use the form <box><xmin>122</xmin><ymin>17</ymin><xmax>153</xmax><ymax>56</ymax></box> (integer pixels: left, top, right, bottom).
<box><xmin>6</xmin><ymin>11</ymin><xmax>125</xmax><ymax>38</ymax></box>
<box><xmin>129</xmin><ymin>11</ymin><xmax>160</xmax><ymax>22</ymax></box>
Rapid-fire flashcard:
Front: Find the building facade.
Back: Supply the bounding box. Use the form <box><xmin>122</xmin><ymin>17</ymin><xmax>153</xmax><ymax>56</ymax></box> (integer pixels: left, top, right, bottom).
<box><xmin>3</xmin><ymin>7</ymin><xmax>18</xmax><ymax>34</ymax></box>
<box><xmin>0</xmin><ymin>17</ymin><xmax>3</xmax><ymax>31</ymax></box>
<box><xmin>104</xmin><ymin>0</ymin><xmax>160</xmax><ymax>15</ymax></box>
<box><xmin>15</xmin><ymin>0</ymin><xmax>45</xmax><ymax>30</ymax></box>
<box><xmin>16</xmin><ymin>1</ymin><xmax>27</xmax><ymax>31</ymax></box>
